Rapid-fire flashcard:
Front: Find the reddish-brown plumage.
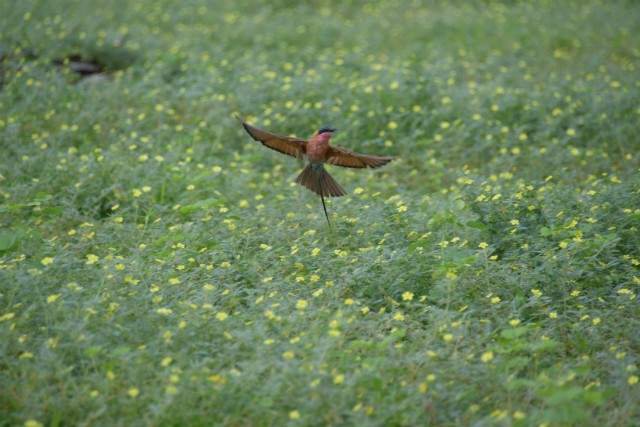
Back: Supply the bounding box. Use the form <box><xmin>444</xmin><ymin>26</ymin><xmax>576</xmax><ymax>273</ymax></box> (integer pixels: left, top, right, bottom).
<box><xmin>237</xmin><ymin>116</ymin><xmax>394</xmax><ymax>225</ymax></box>
<box><xmin>306</xmin><ymin>132</ymin><xmax>331</xmax><ymax>163</ymax></box>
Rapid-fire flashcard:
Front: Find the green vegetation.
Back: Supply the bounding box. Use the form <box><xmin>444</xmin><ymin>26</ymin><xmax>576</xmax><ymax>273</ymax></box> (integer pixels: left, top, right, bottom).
<box><xmin>1</xmin><ymin>0</ymin><xmax>639</xmax><ymax>425</ymax></box>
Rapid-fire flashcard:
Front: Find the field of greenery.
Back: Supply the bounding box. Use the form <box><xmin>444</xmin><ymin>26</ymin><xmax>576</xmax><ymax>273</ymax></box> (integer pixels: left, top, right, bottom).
<box><xmin>1</xmin><ymin>0</ymin><xmax>639</xmax><ymax>425</ymax></box>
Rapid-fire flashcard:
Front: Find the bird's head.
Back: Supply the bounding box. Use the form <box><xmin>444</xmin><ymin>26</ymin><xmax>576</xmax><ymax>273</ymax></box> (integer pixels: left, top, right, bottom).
<box><xmin>317</xmin><ymin>127</ymin><xmax>336</xmax><ymax>139</ymax></box>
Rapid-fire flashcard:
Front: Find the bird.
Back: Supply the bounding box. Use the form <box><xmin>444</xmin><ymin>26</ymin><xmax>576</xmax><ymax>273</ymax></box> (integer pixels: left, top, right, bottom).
<box><xmin>237</xmin><ymin>116</ymin><xmax>394</xmax><ymax>226</ymax></box>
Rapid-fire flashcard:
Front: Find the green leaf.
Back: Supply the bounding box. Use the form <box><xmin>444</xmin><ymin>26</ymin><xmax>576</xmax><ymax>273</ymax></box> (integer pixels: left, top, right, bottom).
<box><xmin>0</xmin><ymin>233</ymin><xmax>17</xmax><ymax>251</ymax></box>
<box><xmin>540</xmin><ymin>403</ymin><xmax>588</xmax><ymax>423</ymax></box>
<box><xmin>505</xmin><ymin>356</ymin><xmax>531</xmax><ymax>369</ymax></box>
<box><xmin>528</xmin><ymin>340</ymin><xmax>558</xmax><ymax>352</ymax></box>
<box><xmin>506</xmin><ymin>378</ymin><xmax>537</xmax><ymax>390</ymax></box>
<box><xmin>0</xmin><ymin>203</ymin><xmax>26</xmax><ymax>212</ymax></box>
<box><xmin>179</xmin><ymin>205</ymin><xmax>199</xmax><ymax>215</ymax></box>
<box><xmin>390</xmin><ymin>328</ymin><xmax>407</xmax><ymax>339</ymax></box>
<box><xmin>466</xmin><ymin>220</ymin><xmax>487</xmax><ymax>230</ymax></box>
<box><xmin>34</xmin><ymin>192</ymin><xmax>52</xmax><ymax>202</ymax></box>
<box><xmin>42</xmin><ymin>206</ymin><xmax>64</xmax><ymax>217</ymax></box>
<box><xmin>84</xmin><ymin>346</ymin><xmax>102</xmax><ymax>357</ymax></box>
<box><xmin>112</xmin><ymin>346</ymin><xmax>132</xmax><ymax>356</ymax></box>
<box><xmin>583</xmin><ymin>389</ymin><xmax>605</xmax><ymax>405</ymax></box>
<box><xmin>537</xmin><ymin>385</ymin><xmax>583</xmax><ymax>405</ymax></box>
<box><xmin>500</xmin><ymin>326</ymin><xmax>530</xmax><ymax>340</ymax></box>
<box><xmin>408</xmin><ymin>239</ymin><xmax>429</xmax><ymax>254</ymax></box>
<box><xmin>441</xmin><ymin>248</ymin><xmax>476</xmax><ymax>265</ymax></box>
<box><xmin>0</xmin><ymin>229</ymin><xmax>26</xmax><ymax>251</ymax></box>
<box><xmin>540</xmin><ymin>227</ymin><xmax>552</xmax><ymax>236</ymax></box>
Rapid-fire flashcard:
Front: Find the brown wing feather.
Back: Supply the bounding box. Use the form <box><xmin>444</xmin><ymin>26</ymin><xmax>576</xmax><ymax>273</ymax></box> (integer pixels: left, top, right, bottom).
<box><xmin>325</xmin><ymin>146</ymin><xmax>394</xmax><ymax>169</ymax></box>
<box><xmin>238</xmin><ymin>118</ymin><xmax>307</xmax><ymax>160</ymax></box>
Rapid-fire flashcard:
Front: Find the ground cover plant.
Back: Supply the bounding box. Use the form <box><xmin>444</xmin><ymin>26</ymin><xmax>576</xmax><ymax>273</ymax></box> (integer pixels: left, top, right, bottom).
<box><xmin>1</xmin><ymin>0</ymin><xmax>639</xmax><ymax>425</ymax></box>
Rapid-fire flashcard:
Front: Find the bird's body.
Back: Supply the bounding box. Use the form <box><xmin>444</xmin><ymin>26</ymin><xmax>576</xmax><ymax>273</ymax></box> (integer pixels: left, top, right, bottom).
<box><xmin>237</xmin><ymin>117</ymin><xmax>394</xmax><ymax>225</ymax></box>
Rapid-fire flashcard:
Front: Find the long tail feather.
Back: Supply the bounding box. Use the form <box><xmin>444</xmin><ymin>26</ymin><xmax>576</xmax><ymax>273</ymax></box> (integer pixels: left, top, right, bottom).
<box><xmin>320</xmin><ymin>193</ymin><xmax>331</xmax><ymax>227</ymax></box>
<box><xmin>295</xmin><ymin>163</ymin><xmax>346</xmax><ymax>226</ymax></box>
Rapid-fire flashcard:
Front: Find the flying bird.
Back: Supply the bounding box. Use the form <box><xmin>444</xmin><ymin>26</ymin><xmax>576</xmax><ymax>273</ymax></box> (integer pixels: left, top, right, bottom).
<box><xmin>237</xmin><ymin>116</ymin><xmax>394</xmax><ymax>226</ymax></box>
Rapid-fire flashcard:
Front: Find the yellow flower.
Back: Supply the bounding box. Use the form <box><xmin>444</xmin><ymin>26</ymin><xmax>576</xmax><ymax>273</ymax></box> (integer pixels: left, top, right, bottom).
<box><xmin>85</xmin><ymin>254</ymin><xmax>99</xmax><ymax>265</ymax></box>
<box><xmin>0</xmin><ymin>313</ymin><xmax>15</xmax><ymax>322</ymax></box>
<box><xmin>295</xmin><ymin>300</ymin><xmax>308</xmax><ymax>309</ymax></box>
<box><xmin>393</xmin><ymin>312</ymin><xmax>405</xmax><ymax>321</ymax></box>
<box><xmin>443</xmin><ymin>333</ymin><xmax>453</xmax><ymax>342</ymax></box>
<box><xmin>283</xmin><ymin>351</ymin><xmax>295</xmax><ymax>360</ymax></box>
<box><xmin>216</xmin><ymin>312</ymin><xmax>229</xmax><ymax>321</ymax></box>
<box><xmin>24</xmin><ymin>421</ymin><xmax>43</xmax><ymax>427</ymax></box>
<box><xmin>333</xmin><ymin>374</ymin><xmax>345</xmax><ymax>384</ymax></box>
<box><xmin>46</xmin><ymin>294</ymin><xmax>61</xmax><ymax>304</ymax></box>
<box><xmin>41</xmin><ymin>257</ymin><xmax>54</xmax><ymax>266</ymax></box>
<box><xmin>289</xmin><ymin>410</ymin><xmax>301</xmax><ymax>420</ymax></box>
<box><xmin>481</xmin><ymin>351</ymin><xmax>494</xmax><ymax>363</ymax></box>
<box><xmin>402</xmin><ymin>292</ymin><xmax>414</xmax><ymax>301</ymax></box>
<box><xmin>127</xmin><ymin>388</ymin><xmax>140</xmax><ymax>398</ymax></box>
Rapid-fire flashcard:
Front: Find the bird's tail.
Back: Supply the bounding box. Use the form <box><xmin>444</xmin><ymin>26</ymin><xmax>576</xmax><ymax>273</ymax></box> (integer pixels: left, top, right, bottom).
<box><xmin>295</xmin><ymin>163</ymin><xmax>346</xmax><ymax>197</ymax></box>
<box><xmin>296</xmin><ymin>163</ymin><xmax>346</xmax><ymax>226</ymax></box>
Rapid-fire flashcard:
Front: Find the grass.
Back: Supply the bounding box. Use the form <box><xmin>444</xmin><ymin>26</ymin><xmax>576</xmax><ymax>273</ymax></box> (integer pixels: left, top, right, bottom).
<box><xmin>1</xmin><ymin>0</ymin><xmax>639</xmax><ymax>425</ymax></box>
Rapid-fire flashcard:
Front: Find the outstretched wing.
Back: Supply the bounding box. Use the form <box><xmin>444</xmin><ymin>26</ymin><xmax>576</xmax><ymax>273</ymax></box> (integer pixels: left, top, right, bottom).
<box><xmin>237</xmin><ymin>117</ymin><xmax>307</xmax><ymax>160</ymax></box>
<box><xmin>325</xmin><ymin>145</ymin><xmax>394</xmax><ymax>168</ymax></box>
